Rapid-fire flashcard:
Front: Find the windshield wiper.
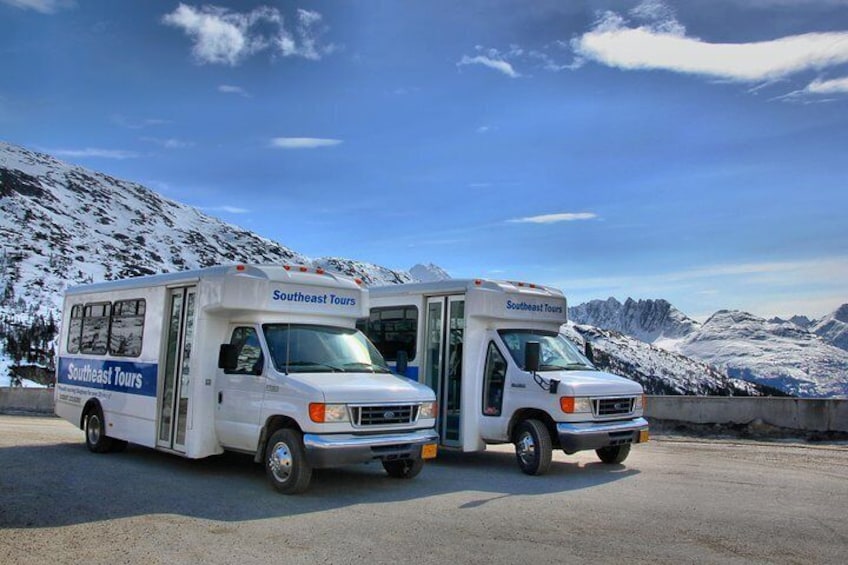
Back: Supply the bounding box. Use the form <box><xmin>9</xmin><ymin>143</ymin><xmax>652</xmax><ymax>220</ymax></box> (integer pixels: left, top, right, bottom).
<box><xmin>342</xmin><ymin>361</ymin><xmax>391</xmax><ymax>373</ymax></box>
<box><xmin>286</xmin><ymin>361</ymin><xmax>344</xmax><ymax>373</ymax></box>
<box><xmin>539</xmin><ymin>363</ymin><xmax>593</xmax><ymax>371</ymax></box>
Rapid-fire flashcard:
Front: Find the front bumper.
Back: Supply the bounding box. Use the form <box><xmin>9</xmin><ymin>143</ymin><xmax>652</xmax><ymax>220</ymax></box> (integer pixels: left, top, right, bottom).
<box><xmin>303</xmin><ymin>428</ymin><xmax>439</xmax><ymax>468</ymax></box>
<box><xmin>557</xmin><ymin>417</ymin><xmax>649</xmax><ymax>454</ymax></box>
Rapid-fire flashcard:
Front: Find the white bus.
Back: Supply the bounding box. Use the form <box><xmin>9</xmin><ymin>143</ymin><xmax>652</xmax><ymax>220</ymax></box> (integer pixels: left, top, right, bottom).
<box><xmin>55</xmin><ymin>264</ymin><xmax>438</xmax><ymax>494</ymax></box>
<box><xmin>361</xmin><ymin>279</ymin><xmax>648</xmax><ymax>475</ymax></box>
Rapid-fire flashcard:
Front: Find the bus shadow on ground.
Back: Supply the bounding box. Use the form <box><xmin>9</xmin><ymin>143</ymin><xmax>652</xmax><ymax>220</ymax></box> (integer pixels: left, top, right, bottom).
<box><xmin>0</xmin><ymin>440</ymin><xmax>638</xmax><ymax>528</ymax></box>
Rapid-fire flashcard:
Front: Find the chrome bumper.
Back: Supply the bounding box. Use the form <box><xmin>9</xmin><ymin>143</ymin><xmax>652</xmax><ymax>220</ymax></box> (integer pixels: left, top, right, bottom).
<box><xmin>303</xmin><ymin>428</ymin><xmax>439</xmax><ymax>468</ymax></box>
<box><xmin>557</xmin><ymin>417</ymin><xmax>649</xmax><ymax>454</ymax></box>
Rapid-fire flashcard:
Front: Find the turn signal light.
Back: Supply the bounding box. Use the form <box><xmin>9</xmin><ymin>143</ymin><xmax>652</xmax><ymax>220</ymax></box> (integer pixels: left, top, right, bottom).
<box><xmin>309</xmin><ymin>403</ymin><xmax>326</xmax><ymax>423</ymax></box>
<box><xmin>560</xmin><ymin>397</ymin><xmax>575</xmax><ymax>413</ymax></box>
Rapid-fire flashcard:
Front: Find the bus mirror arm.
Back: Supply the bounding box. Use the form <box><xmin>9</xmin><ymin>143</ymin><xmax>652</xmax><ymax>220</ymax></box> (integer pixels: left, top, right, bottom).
<box><xmin>395</xmin><ymin>350</ymin><xmax>409</xmax><ymax>376</ymax></box>
<box><xmin>524</xmin><ymin>341</ymin><xmax>540</xmax><ymax>373</ymax></box>
<box><xmin>218</xmin><ymin>344</ymin><xmax>238</xmax><ymax>371</ymax></box>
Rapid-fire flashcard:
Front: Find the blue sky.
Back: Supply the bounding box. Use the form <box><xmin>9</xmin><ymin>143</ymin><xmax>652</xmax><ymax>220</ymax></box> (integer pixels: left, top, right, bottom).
<box><xmin>1</xmin><ymin>0</ymin><xmax>847</xmax><ymax>320</ymax></box>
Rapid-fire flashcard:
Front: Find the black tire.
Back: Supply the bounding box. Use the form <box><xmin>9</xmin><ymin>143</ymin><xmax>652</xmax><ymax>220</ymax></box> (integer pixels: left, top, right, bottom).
<box><xmin>265</xmin><ymin>428</ymin><xmax>312</xmax><ymax>494</ymax></box>
<box><xmin>382</xmin><ymin>457</ymin><xmax>424</xmax><ymax>479</ymax></box>
<box><xmin>596</xmin><ymin>444</ymin><xmax>631</xmax><ymax>464</ymax></box>
<box><xmin>514</xmin><ymin>419</ymin><xmax>553</xmax><ymax>476</ymax></box>
<box><xmin>84</xmin><ymin>405</ymin><xmax>114</xmax><ymax>454</ymax></box>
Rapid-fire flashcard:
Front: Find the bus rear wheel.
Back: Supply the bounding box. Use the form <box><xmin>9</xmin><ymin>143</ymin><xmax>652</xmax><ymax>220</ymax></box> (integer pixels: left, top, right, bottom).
<box><xmin>85</xmin><ymin>405</ymin><xmax>114</xmax><ymax>453</ymax></box>
<box><xmin>382</xmin><ymin>458</ymin><xmax>424</xmax><ymax>479</ymax></box>
<box><xmin>596</xmin><ymin>444</ymin><xmax>631</xmax><ymax>464</ymax></box>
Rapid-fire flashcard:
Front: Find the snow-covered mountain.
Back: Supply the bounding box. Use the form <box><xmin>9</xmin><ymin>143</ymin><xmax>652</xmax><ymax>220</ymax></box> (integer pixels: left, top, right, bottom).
<box><xmin>562</xmin><ymin>324</ymin><xmax>766</xmax><ymax>396</ymax></box>
<box><xmin>2</xmin><ymin>140</ymin><xmax>842</xmax><ymax>397</ymax></box>
<box><xmin>675</xmin><ymin>310</ymin><xmax>848</xmax><ymax>398</ymax></box>
<box><xmin>569</xmin><ymin>297</ymin><xmax>701</xmax><ymax>346</ymax></box>
<box><xmin>409</xmin><ymin>263</ymin><xmax>451</xmax><ymax>282</ymax></box>
<box><xmin>569</xmin><ymin>296</ymin><xmax>848</xmax><ymax>398</ymax></box>
<box><xmin>811</xmin><ymin>304</ymin><xmax>848</xmax><ymax>351</ymax></box>
<box><xmin>0</xmin><ymin>141</ymin><xmax>413</xmax><ymax>317</ymax></box>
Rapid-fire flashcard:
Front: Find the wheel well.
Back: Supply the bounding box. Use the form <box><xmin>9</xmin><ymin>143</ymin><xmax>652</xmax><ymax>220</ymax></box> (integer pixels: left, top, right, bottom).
<box><xmin>254</xmin><ymin>415</ymin><xmax>302</xmax><ymax>463</ymax></box>
<box><xmin>80</xmin><ymin>399</ymin><xmax>101</xmax><ymax>430</ymax></box>
<box><xmin>508</xmin><ymin>409</ymin><xmax>559</xmax><ymax>447</ymax></box>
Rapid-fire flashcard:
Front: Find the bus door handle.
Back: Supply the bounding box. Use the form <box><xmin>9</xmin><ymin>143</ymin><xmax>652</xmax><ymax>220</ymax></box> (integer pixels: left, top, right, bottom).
<box><xmin>218</xmin><ymin>391</ymin><xmax>223</xmax><ymax>404</ymax></box>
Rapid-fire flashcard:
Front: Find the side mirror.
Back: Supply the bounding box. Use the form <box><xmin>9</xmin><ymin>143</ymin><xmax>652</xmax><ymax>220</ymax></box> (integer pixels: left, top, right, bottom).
<box><xmin>584</xmin><ymin>341</ymin><xmax>594</xmax><ymax>363</ymax></box>
<box><xmin>395</xmin><ymin>350</ymin><xmax>409</xmax><ymax>376</ymax></box>
<box><xmin>218</xmin><ymin>344</ymin><xmax>238</xmax><ymax>371</ymax></box>
<box><xmin>524</xmin><ymin>341</ymin><xmax>540</xmax><ymax>373</ymax></box>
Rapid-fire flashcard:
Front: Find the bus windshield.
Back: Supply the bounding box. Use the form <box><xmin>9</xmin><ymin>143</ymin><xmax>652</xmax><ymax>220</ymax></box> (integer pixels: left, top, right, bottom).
<box><xmin>262</xmin><ymin>324</ymin><xmax>391</xmax><ymax>374</ymax></box>
<box><xmin>498</xmin><ymin>329</ymin><xmax>595</xmax><ymax>372</ymax></box>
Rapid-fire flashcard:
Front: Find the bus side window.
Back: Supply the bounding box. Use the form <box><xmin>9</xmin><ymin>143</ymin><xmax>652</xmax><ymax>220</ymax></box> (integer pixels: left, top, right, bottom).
<box><xmin>67</xmin><ymin>305</ymin><xmax>83</xmax><ymax>354</ymax></box>
<box><xmin>80</xmin><ymin>302</ymin><xmax>111</xmax><ymax>355</ymax></box>
<box><xmin>109</xmin><ymin>299</ymin><xmax>146</xmax><ymax>357</ymax></box>
<box><xmin>482</xmin><ymin>342</ymin><xmax>506</xmax><ymax>417</ymax></box>
<box><xmin>360</xmin><ymin>306</ymin><xmax>418</xmax><ymax>362</ymax></box>
<box><xmin>227</xmin><ymin>327</ymin><xmax>264</xmax><ymax>375</ymax></box>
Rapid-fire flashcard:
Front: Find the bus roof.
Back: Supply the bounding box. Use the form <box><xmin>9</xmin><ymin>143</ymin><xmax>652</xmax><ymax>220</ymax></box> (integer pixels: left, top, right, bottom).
<box><xmin>65</xmin><ymin>264</ymin><xmax>363</xmax><ymax>296</ymax></box>
<box><xmin>368</xmin><ymin>278</ymin><xmax>563</xmax><ymax>299</ymax></box>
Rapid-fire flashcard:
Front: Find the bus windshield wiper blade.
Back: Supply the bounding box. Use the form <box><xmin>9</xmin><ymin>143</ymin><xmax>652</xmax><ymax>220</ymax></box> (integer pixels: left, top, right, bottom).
<box><xmin>286</xmin><ymin>361</ymin><xmax>344</xmax><ymax>372</ymax></box>
<box><xmin>343</xmin><ymin>362</ymin><xmax>391</xmax><ymax>373</ymax></box>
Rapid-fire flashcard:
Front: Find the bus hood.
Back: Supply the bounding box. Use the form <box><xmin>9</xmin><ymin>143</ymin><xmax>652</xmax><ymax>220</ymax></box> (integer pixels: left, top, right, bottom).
<box><xmin>290</xmin><ymin>372</ymin><xmax>436</xmax><ymax>404</ymax></box>
<box><xmin>546</xmin><ymin>370</ymin><xmax>644</xmax><ymax>397</ymax></box>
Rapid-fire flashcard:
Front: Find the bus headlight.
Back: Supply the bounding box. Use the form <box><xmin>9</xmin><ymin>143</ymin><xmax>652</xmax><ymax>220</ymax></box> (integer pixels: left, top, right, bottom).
<box><xmin>634</xmin><ymin>395</ymin><xmax>646</xmax><ymax>411</ymax></box>
<box><xmin>419</xmin><ymin>402</ymin><xmax>437</xmax><ymax>419</ymax></box>
<box><xmin>560</xmin><ymin>396</ymin><xmax>592</xmax><ymax>414</ymax></box>
<box><xmin>309</xmin><ymin>403</ymin><xmax>349</xmax><ymax>423</ymax></box>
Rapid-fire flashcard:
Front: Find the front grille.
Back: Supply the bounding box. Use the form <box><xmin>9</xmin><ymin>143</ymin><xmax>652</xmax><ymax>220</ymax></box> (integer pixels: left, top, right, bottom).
<box><xmin>351</xmin><ymin>404</ymin><xmax>418</xmax><ymax>427</ymax></box>
<box><xmin>594</xmin><ymin>397</ymin><xmax>635</xmax><ymax>417</ymax></box>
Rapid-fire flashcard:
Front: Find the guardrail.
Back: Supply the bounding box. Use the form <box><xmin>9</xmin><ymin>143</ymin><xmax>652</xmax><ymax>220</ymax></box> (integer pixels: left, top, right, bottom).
<box><xmin>0</xmin><ymin>387</ymin><xmax>55</xmax><ymax>414</ymax></box>
<box><xmin>2</xmin><ymin>389</ymin><xmax>846</xmax><ymax>433</ymax></box>
<box><xmin>645</xmin><ymin>395</ymin><xmax>848</xmax><ymax>433</ymax></box>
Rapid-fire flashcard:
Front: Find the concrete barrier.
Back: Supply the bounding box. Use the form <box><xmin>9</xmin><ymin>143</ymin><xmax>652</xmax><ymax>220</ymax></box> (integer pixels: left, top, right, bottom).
<box><xmin>0</xmin><ymin>388</ymin><xmax>54</xmax><ymax>414</ymax></box>
<box><xmin>1</xmin><ymin>389</ymin><xmax>846</xmax><ymax>434</ymax></box>
<box><xmin>645</xmin><ymin>396</ymin><xmax>848</xmax><ymax>433</ymax></box>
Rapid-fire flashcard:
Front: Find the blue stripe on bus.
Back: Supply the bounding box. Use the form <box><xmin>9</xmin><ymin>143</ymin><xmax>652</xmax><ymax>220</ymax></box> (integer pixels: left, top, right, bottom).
<box><xmin>57</xmin><ymin>357</ymin><xmax>158</xmax><ymax>397</ymax></box>
<box><xmin>391</xmin><ymin>364</ymin><xmax>420</xmax><ymax>381</ymax></box>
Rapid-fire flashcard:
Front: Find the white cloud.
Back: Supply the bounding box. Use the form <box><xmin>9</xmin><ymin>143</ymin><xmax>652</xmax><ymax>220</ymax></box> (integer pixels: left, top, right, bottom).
<box><xmin>458</xmin><ymin>55</ymin><xmax>520</xmax><ymax>78</ymax></box>
<box><xmin>47</xmin><ymin>148</ymin><xmax>140</xmax><ymax>159</ymax></box>
<box><xmin>509</xmin><ymin>212</ymin><xmax>597</xmax><ymax>224</ymax></box>
<box><xmin>0</xmin><ymin>0</ymin><xmax>73</xmax><ymax>14</ymax></box>
<box><xmin>111</xmin><ymin>115</ymin><xmax>170</xmax><ymax>129</ymax></box>
<box><xmin>805</xmin><ymin>76</ymin><xmax>848</xmax><ymax>94</ymax></box>
<box><xmin>572</xmin><ymin>1</ymin><xmax>848</xmax><ymax>83</ymax></box>
<box><xmin>270</xmin><ymin>137</ymin><xmax>342</xmax><ymax>149</ymax></box>
<box><xmin>201</xmin><ymin>205</ymin><xmax>249</xmax><ymax>214</ymax></box>
<box><xmin>162</xmin><ymin>3</ymin><xmax>333</xmax><ymax>66</ymax></box>
<box><xmin>141</xmin><ymin>137</ymin><xmax>194</xmax><ymax>149</ymax></box>
<box><xmin>218</xmin><ymin>84</ymin><xmax>250</xmax><ymax>97</ymax></box>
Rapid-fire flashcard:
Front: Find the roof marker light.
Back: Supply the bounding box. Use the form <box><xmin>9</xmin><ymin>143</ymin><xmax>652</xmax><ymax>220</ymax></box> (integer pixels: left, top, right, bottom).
<box><xmin>236</xmin><ymin>264</ymin><xmax>246</xmax><ymax>272</ymax></box>
<box><xmin>316</xmin><ymin>268</ymin><xmax>325</xmax><ymax>275</ymax></box>
<box><xmin>354</xmin><ymin>278</ymin><xmax>363</xmax><ymax>285</ymax></box>
<box><xmin>283</xmin><ymin>265</ymin><xmax>291</xmax><ymax>271</ymax></box>
<box><xmin>474</xmin><ymin>279</ymin><xmax>482</xmax><ymax>286</ymax></box>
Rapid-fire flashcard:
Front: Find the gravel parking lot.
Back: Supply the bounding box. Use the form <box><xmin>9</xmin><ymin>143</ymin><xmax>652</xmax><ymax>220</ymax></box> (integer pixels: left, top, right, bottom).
<box><xmin>0</xmin><ymin>415</ymin><xmax>846</xmax><ymax>564</ymax></box>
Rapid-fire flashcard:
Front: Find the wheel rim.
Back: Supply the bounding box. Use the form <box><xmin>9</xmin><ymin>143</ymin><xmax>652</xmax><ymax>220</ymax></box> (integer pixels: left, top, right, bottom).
<box><xmin>516</xmin><ymin>430</ymin><xmax>536</xmax><ymax>466</ymax></box>
<box><xmin>87</xmin><ymin>414</ymin><xmax>102</xmax><ymax>445</ymax></box>
<box><xmin>268</xmin><ymin>441</ymin><xmax>293</xmax><ymax>483</ymax></box>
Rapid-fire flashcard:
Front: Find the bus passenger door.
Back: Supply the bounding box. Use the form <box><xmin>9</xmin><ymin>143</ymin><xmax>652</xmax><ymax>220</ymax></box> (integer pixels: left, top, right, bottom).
<box><xmin>157</xmin><ymin>286</ymin><xmax>196</xmax><ymax>453</ymax></box>
<box><xmin>424</xmin><ymin>295</ymin><xmax>464</xmax><ymax>447</ymax></box>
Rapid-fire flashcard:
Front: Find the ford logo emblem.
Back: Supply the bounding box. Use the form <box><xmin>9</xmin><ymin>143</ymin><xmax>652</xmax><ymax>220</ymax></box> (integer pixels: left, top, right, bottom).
<box><xmin>614</xmin><ymin>403</ymin><xmax>627</xmax><ymax>411</ymax></box>
<box><xmin>384</xmin><ymin>411</ymin><xmax>396</xmax><ymax>419</ymax></box>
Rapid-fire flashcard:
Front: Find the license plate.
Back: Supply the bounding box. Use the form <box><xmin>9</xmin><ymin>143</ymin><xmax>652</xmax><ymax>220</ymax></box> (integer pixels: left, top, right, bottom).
<box><xmin>639</xmin><ymin>430</ymin><xmax>650</xmax><ymax>443</ymax></box>
<box><xmin>421</xmin><ymin>443</ymin><xmax>438</xmax><ymax>459</ymax></box>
